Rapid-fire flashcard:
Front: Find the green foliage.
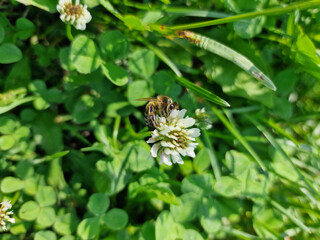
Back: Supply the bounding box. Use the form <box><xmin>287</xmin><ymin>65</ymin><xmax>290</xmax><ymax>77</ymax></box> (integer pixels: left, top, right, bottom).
<box><xmin>129</xmin><ymin>49</ymin><xmax>159</xmax><ymax>79</ymax></box>
<box><xmin>101</xmin><ymin>62</ymin><xmax>129</xmax><ymax>86</ymax></box>
<box><xmin>1</xmin><ymin>177</ymin><xmax>25</xmax><ymax>193</ymax></box>
<box><xmin>77</xmin><ymin>217</ymin><xmax>100</xmax><ymax>239</ymax></box>
<box><xmin>87</xmin><ymin>193</ymin><xmax>110</xmax><ymax>216</ymax></box>
<box><xmin>233</xmin><ymin>16</ymin><xmax>265</xmax><ymax>39</ymax></box>
<box><xmin>170</xmin><ymin>192</ymin><xmax>200</xmax><ymax>222</ymax></box>
<box><xmin>16</xmin><ymin>18</ymin><xmax>35</xmax><ymax>40</ymax></box>
<box><xmin>34</xmin><ymin>230</ymin><xmax>57</xmax><ymax>240</ymax></box>
<box><xmin>1</xmin><ymin>0</ymin><xmax>320</xmax><ymax>240</ymax></box>
<box><xmin>70</xmin><ymin>35</ymin><xmax>101</xmax><ymax>74</ymax></box>
<box><xmin>0</xmin><ymin>25</ymin><xmax>4</xmax><ymax>43</ymax></box>
<box><xmin>0</xmin><ymin>43</ymin><xmax>22</xmax><ymax>64</ymax></box>
<box><xmin>53</xmin><ymin>212</ymin><xmax>78</xmax><ymax>236</ymax></box>
<box><xmin>102</xmin><ymin>208</ymin><xmax>128</xmax><ymax>230</ymax></box>
<box><xmin>99</xmin><ymin>30</ymin><xmax>130</xmax><ymax>61</ymax></box>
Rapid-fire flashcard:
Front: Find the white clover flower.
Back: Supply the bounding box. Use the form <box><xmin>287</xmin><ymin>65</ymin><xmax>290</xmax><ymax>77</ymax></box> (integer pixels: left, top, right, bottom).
<box><xmin>0</xmin><ymin>200</ymin><xmax>15</xmax><ymax>231</ymax></box>
<box><xmin>194</xmin><ymin>107</ymin><xmax>212</xmax><ymax>130</ymax></box>
<box><xmin>147</xmin><ymin>109</ymin><xmax>200</xmax><ymax>166</ymax></box>
<box><xmin>195</xmin><ymin>107</ymin><xmax>205</xmax><ymax>116</ymax></box>
<box><xmin>56</xmin><ymin>0</ymin><xmax>92</xmax><ymax>30</ymax></box>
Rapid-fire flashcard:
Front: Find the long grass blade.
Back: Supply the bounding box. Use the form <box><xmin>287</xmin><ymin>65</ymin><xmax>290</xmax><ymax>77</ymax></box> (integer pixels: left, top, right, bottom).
<box><xmin>202</xmin><ymin>129</ymin><xmax>221</xmax><ymax>180</ymax></box>
<box><xmin>100</xmin><ymin>0</ymin><xmax>124</xmax><ymax>20</ymax></box>
<box><xmin>175</xmin><ymin>31</ymin><xmax>276</xmax><ymax>91</ymax></box>
<box><xmin>209</xmin><ymin>132</ymin><xmax>268</xmax><ymax>143</ymax></box>
<box><xmin>138</xmin><ymin>37</ymin><xmax>229</xmax><ymax>107</ymax></box>
<box><xmin>245</xmin><ymin>114</ymin><xmax>319</xmax><ymax>196</ymax></box>
<box><xmin>211</xmin><ymin>106</ymin><xmax>266</xmax><ymax>171</ymax></box>
<box><xmin>169</xmin><ymin>0</ymin><xmax>320</xmax><ymax>30</ymax></box>
<box><xmin>262</xmin><ymin>118</ymin><xmax>299</xmax><ymax>146</ymax></box>
<box><xmin>222</xmin><ymin>226</ymin><xmax>267</xmax><ymax>240</ymax></box>
<box><xmin>175</xmin><ymin>76</ymin><xmax>230</xmax><ymax>107</ymax></box>
<box><xmin>269</xmin><ymin>199</ymin><xmax>311</xmax><ymax>233</ymax></box>
<box><xmin>123</xmin><ymin>1</ymin><xmax>230</xmax><ymax>18</ymax></box>
<box><xmin>164</xmin><ymin>9</ymin><xmax>230</xmax><ymax>18</ymax></box>
<box><xmin>112</xmin><ymin>116</ymin><xmax>121</xmax><ymax>150</ymax></box>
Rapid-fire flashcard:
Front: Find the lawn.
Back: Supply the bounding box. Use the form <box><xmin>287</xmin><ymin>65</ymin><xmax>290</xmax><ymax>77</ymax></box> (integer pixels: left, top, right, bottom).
<box><xmin>0</xmin><ymin>0</ymin><xmax>320</xmax><ymax>239</ymax></box>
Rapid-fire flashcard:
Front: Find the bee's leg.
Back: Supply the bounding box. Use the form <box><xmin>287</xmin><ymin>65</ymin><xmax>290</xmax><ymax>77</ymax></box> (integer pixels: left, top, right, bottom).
<box><xmin>160</xmin><ymin>109</ymin><xmax>167</xmax><ymax>118</ymax></box>
<box><xmin>150</xmin><ymin>114</ymin><xmax>158</xmax><ymax>129</ymax></box>
<box><xmin>145</xmin><ymin>115</ymin><xmax>155</xmax><ymax>130</ymax></box>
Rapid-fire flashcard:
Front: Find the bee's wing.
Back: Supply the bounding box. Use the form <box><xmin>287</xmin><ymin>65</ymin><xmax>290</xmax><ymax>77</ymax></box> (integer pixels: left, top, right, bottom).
<box><xmin>134</xmin><ymin>97</ymin><xmax>156</xmax><ymax>102</ymax></box>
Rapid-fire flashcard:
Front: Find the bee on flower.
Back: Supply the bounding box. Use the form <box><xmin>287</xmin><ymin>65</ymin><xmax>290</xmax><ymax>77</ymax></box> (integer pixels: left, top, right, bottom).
<box><xmin>147</xmin><ymin>109</ymin><xmax>201</xmax><ymax>166</ymax></box>
<box><xmin>56</xmin><ymin>0</ymin><xmax>92</xmax><ymax>30</ymax></box>
<box><xmin>0</xmin><ymin>200</ymin><xmax>15</xmax><ymax>231</ymax></box>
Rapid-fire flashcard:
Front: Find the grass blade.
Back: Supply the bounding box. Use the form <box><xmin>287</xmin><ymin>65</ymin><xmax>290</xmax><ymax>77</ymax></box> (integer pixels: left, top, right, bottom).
<box><xmin>112</xmin><ymin>116</ymin><xmax>121</xmax><ymax>150</ymax></box>
<box><xmin>0</xmin><ymin>96</ymin><xmax>36</xmax><ymax>114</ymax></box>
<box><xmin>211</xmin><ymin>107</ymin><xmax>266</xmax><ymax>171</ymax></box>
<box><xmin>123</xmin><ymin>1</ymin><xmax>230</xmax><ymax>18</ymax></box>
<box><xmin>202</xmin><ymin>129</ymin><xmax>221</xmax><ymax>180</ymax></box>
<box><xmin>140</xmin><ymin>39</ymin><xmax>182</xmax><ymax>77</ymax></box>
<box><xmin>269</xmin><ymin>199</ymin><xmax>311</xmax><ymax>233</ymax></box>
<box><xmin>263</xmin><ymin>118</ymin><xmax>299</xmax><ymax>146</ymax></box>
<box><xmin>175</xmin><ymin>31</ymin><xmax>276</xmax><ymax>91</ymax></box>
<box><xmin>175</xmin><ymin>76</ymin><xmax>230</xmax><ymax>107</ymax></box>
<box><xmin>138</xmin><ymin>37</ymin><xmax>230</xmax><ymax>107</ymax></box>
<box><xmin>100</xmin><ymin>0</ymin><xmax>123</xmax><ymax>20</ymax></box>
<box><xmin>244</xmin><ymin>114</ymin><xmax>319</xmax><ymax>196</ymax></box>
<box><xmin>164</xmin><ymin>9</ymin><xmax>230</xmax><ymax>18</ymax></box>
<box><xmin>169</xmin><ymin>0</ymin><xmax>320</xmax><ymax>30</ymax></box>
<box><xmin>222</xmin><ymin>226</ymin><xmax>269</xmax><ymax>240</ymax></box>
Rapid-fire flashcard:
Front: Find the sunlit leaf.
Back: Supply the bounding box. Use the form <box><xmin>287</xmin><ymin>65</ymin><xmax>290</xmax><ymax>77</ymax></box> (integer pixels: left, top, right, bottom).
<box><xmin>36</xmin><ymin>207</ymin><xmax>56</xmax><ymax>227</ymax></box>
<box><xmin>19</xmin><ymin>201</ymin><xmax>40</xmax><ymax>221</ymax></box>
<box><xmin>70</xmin><ymin>35</ymin><xmax>101</xmax><ymax>74</ymax></box>
<box><xmin>170</xmin><ymin>192</ymin><xmax>200</xmax><ymax>222</ymax></box>
<box><xmin>1</xmin><ymin>176</ymin><xmax>24</xmax><ymax>193</ymax></box>
<box><xmin>155</xmin><ymin>211</ymin><xmax>185</xmax><ymax>240</ymax></box>
<box><xmin>99</xmin><ymin>30</ymin><xmax>129</xmax><ymax>60</ymax></box>
<box><xmin>35</xmin><ymin>186</ymin><xmax>56</xmax><ymax>207</ymax></box>
<box><xmin>214</xmin><ymin>176</ymin><xmax>242</xmax><ymax>197</ymax></box>
<box><xmin>129</xmin><ymin>49</ymin><xmax>159</xmax><ymax>78</ymax></box>
<box><xmin>123</xmin><ymin>15</ymin><xmax>146</xmax><ymax>31</ymax></box>
<box><xmin>101</xmin><ymin>62</ymin><xmax>129</xmax><ymax>86</ymax></box>
<box><xmin>77</xmin><ymin>217</ymin><xmax>100</xmax><ymax>240</ymax></box>
<box><xmin>53</xmin><ymin>212</ymin><xmax>79</xmax><ymax>236</ymax></box>
<box><xmin>34</xmin><ymin>230</ymin><xmax>57</xmax><ymax>240</ymax></box>
<box><xmin>15</xmin><ymin>0</ymin><xmax>57</xmax><ymax>12</ymax></box>
<box><xmin>127</xmin><ymin>80</ymin><xmax>153</xmax><ymax>107</ymax></box>
<box><xmin>199</xmin><ymin>198</ymin><xmax>222</xmax><ymax>234</ymax></box>
<box><xmin>233</xmin><ymin>16</ymin><xmax>265</xmax><ymax>39</ymax></box>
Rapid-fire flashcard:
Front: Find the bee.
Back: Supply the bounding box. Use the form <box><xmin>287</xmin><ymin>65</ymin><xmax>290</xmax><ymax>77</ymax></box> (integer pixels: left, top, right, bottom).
<box><xmin>135</xmin><ymin>95</ymin><xmax>179</xmax><ymax>130</ymax></box>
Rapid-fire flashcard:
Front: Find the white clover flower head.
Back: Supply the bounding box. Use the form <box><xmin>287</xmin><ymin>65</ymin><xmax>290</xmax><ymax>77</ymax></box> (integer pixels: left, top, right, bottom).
<box><xmin>0</xmin><ymin>200</ymin><xmax>15</xmax><ymax>231</ymax></box>
<box><xmin>194</xmin><ymin>107</ymin><xmax>212</xmax><ymax>130</ymax></box>
<box><xmin>195</xmin><ymin>107</ymin><xmax>205</xmax><ymax>116</ymax></box>
<box><xmin>147</xmin><ymin>109</ymin><xmax>200</xmax><ymax>166</ymax></box>
<box><xmin>56</xmin><ymin>0</ymin><xmax>92</xmax><ymax>30</ymax></box>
